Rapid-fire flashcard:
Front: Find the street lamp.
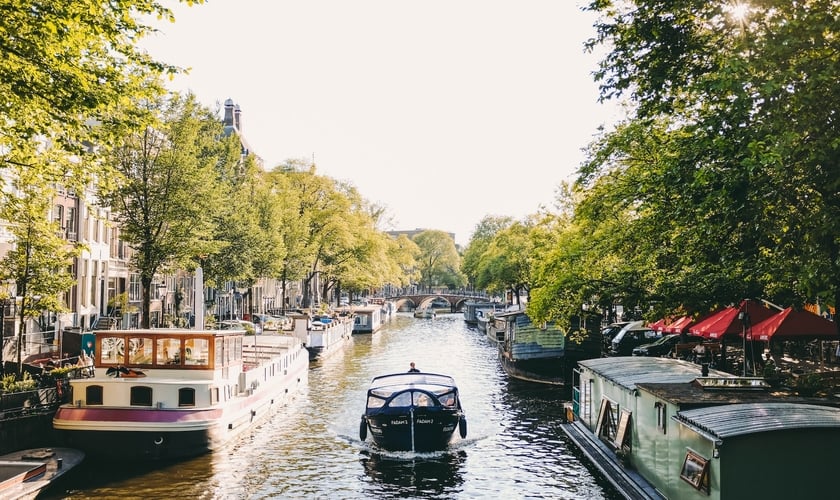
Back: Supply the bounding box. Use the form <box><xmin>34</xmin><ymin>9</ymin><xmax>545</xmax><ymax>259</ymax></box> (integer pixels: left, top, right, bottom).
<box><xmin>158</xmin><ymin>285</ymin><xmax>168</xmax><ymax>327</ymax></box>
<box><xmin>738</xmin><ymin>306</ymin><xmax>750</xmax><ymax>376</ymax></box>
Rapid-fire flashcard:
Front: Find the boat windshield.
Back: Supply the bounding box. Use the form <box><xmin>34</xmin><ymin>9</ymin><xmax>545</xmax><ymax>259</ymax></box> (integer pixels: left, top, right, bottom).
<box><xmin>367</xmin><ymin>388</ymin><xmax>456</xmax><ymax>410</ymax></box>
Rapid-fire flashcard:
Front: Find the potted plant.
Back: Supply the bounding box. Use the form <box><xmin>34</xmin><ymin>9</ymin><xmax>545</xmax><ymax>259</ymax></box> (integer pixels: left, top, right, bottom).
<box><xmin>793</xmin><ymin>372</ymin><xmax>824</xmax><ymax>397</ymax></box>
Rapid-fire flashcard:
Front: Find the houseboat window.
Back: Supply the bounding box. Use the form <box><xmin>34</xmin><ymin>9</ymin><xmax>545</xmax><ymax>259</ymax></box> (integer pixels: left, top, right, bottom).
<box><xmin>226</xmin><ymin>337</ymin><xmax>234</xmax><ymax>363</ymax></box>
<box><xmin>99</xmin><ymin>336</ymin><xmax>125</xmax><ymax>365</ymax></box>
<box><xmin>215</xmin><ymin>338</ymin><xmax>224</xmax><ymax>367</ymax></box>
<box><xmin>157</xmin><ymin>338</ymin><xmax>182</xmax><ymax>365</ymax></box>
<box><xmin>210</xmin><ymin>387</ymin><xmax>219</xmax><ymax>404</ymax></box>
<box><xmin>680</xmin><ymin>450</ymin><xmax>710</xmax><ymax>493</ymax></box>
<box><xmin>595</xmin><ymin>398</ymin><xmax>619</xmax><ymax>444</ymax></box>
<box><xmin>388</xmin><ymin>392</ymin><xmax>412</xmax><ymax>408</ymax></box>
<box><xmin>184</xmin><ymin>338</ymin><xmax>209</xmax><ymax>366</ymax></box>
<box><xmin>655</xmin><ymin>402</ymin><xmax>667</xmax><ymax>433</ymax></box>
<box><xmin>128</xmin><ymin>337</ymin><xmax>153</xmax><ymax>365</ymax></box>
<box><xmin>86</xmin><ymin>385</ymin><xmax>103</xmax><ymax>405</ymax></box>
<box><xmin>130</xmin><ymin>386</ymin><xmax>153</xmax><ymax>406</ymax></box>
<box><xmin>178</xmin><ymin>388</ymin><xmax>196</xmax><ymax>407</ymax></box>
<box><xmin>614</xmin><ymin>409</ymin><xmax>631</xmax><ymax>450</ymax></box>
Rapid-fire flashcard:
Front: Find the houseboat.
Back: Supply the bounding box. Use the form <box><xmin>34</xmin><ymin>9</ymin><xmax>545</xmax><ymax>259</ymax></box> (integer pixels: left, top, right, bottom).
<box><xmin>352</xmin><ymin>305</ymin><xmax>383</xmax><ymax>334</ymax></box>
<box><xmin>52</xmin><ymin>328</ymin><xmax>309</xmax><ymax>460</ymax></box>
<box><xmin>497</xmin><ymin>311</ymin><xmax>601</xmax><ymax>385</ymax></box>
<box><xmin>359</xmin><ymin>371</ymin><xmax>466</xmax><ymax>452</ymax></box>
<box><xmin>564</xmin><ymin>357</ymin><xmax>840</xmax><ymax>499</ymax></box>
<box><xmin>289</xmin><ymin>313</ymin><xmax>354</xmax><ymax>361</ymax></box>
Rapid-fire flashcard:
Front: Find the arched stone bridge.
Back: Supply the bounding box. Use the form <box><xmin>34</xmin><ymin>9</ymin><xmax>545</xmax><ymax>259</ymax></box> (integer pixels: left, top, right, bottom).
<box><xmin>378</xmin><ymin>294</ymin><xmax>490</xmax><ymax>312</ymax></box>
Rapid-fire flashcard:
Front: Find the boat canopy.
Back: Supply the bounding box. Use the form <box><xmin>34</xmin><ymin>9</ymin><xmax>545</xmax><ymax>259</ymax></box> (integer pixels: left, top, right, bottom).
<box><xmin>368</xmin><ymin>373</ymin><xmax>457</xmax><ymax>396</ymax></box>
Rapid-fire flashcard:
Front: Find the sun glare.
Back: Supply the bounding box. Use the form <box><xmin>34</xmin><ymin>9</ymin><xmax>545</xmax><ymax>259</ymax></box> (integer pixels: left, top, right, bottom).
<box><xmin>727</xmin><ymin>2</ymin><xmax>751</xmax><ymax>24</ymax></box>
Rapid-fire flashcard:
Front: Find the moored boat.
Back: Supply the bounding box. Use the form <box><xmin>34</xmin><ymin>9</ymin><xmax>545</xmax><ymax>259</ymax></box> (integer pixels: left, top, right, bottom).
<box><xmin>52</xmin><ymin>328</ymin><xmax>309</xmax><ymax>460</ymax></box>
<box><xmin>290</xmin><ymin>313</ymin><xmax>354</xmax><ymax>361</ymax></box>
<box><xmin>359</xmin><ymin>372</ymin><xmax>466</xmax><ymax>452</ymax></box>
<box><xmin>353</xmin><ymin>306</ymin><xmax>384</xmax><ymax>333</ymax></box>
<box><xmin>0</xmin><ymin>447</ymin><xmax>84</xmax><ymax>500</ymax></box>
<box><xmin>497</xmin><ymin>311</ymin><xmax>601</xmax><ymax>386</ymax></box>
<box><xmin>413</xmin><ymin>307</ymin><xmax>436</xmax><ymax>319</ymax></box>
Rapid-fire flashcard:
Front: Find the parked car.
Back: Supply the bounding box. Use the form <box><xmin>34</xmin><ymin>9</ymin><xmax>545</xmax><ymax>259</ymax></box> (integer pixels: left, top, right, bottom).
<box><xmin>601</xmin><ymin>321</ymin><xmax>632</xmax><ymax>351</ymax></box>
<box><xmin>632</xmin><ymin>333</ymin><xmax>705</xmax><ymax>357</ymax></box>
<box><xmin>219</xmin><ymin>319</ymin><xmax>262</xmax><ymax>335</ymax></box>
<box><xmin>610</xmin><ymin>321</ymin><xmax>661</xmax><ymax>356</ymax></box>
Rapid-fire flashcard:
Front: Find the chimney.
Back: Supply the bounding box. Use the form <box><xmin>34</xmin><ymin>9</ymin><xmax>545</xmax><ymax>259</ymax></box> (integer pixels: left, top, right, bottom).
<box><xmin>223</xmin><ymin>98</ymin><xmax>235</xmax><ymax>127</ymax></box>
<box><xmin>234</xmin><ymin>104</ymin><xmax>242</xmax><ymax>132</ymax></box>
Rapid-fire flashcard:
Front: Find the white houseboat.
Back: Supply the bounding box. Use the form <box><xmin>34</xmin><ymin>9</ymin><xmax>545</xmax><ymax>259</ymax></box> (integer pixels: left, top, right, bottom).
<box><xmin>53</xmin><ymin>328</ymin><xmax>309</xmax><ymax>460</ymax></box>
<box><xmin>352</xmin><ymin>306</ymin><xmax>383</xmax><ymax>334</ymax></box>
<box><xmin>290</xmin><ymin>313</ymin><xmax>354</xmax><ymax>361</ymax></box>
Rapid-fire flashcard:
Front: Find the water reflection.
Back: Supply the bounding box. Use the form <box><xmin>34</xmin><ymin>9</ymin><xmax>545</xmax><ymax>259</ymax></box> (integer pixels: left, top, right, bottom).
<box><xmin>359</xmin><ymin>449</ymin><xmax>467</xmax><ymax>497</ymax></box>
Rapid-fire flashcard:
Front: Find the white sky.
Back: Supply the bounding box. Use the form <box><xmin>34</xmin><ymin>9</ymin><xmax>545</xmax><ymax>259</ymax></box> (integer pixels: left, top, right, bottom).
<box><xmin>141</xmin><ymin>1</ymin><xmax>621</xmax><ymax>246</ymax></box>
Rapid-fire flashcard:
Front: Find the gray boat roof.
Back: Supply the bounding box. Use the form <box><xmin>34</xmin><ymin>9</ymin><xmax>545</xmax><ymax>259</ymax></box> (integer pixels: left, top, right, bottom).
<box><xmin>675</xmin><ymin>403</ymin><xmax>840</xmax><ymax>439</ymax></box>
<box><xmin>577</xmin><ymin>357</ymin><xmax>735</xmax><ymax>391</ymax></box>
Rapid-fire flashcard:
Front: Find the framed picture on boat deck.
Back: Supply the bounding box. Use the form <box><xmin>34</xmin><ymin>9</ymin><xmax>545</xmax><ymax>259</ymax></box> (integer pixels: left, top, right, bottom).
<box><xmin>680</xmin><ymin>449</ymin><xmax>710</xmax><ymax>493</ymax></box>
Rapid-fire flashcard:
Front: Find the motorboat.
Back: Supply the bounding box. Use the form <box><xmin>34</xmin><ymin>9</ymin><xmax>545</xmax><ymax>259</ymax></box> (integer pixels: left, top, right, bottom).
<box><xmin>359</xmin><ymin>372</ymin><xmax>466</xmax><ymax>452</ymax></box>
<box><xmin>413</xmin><ymin>307</ymin><xmax>436</xmax><ymax>319</ymax></box>
<box><xmin>53</xmin><ymin>328</ymin><xmax>309</xmax><ymax>460</ymax></box>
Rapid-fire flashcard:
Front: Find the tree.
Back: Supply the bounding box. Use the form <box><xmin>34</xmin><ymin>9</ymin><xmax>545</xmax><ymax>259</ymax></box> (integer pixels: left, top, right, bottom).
<box><xmin>0</xmin><ymin>1</ymin><xmax>205</xmax><ymax>192</ymax></box>
<box><xmin>412</xmin><ymin>230</ymin><xmax>464</xmax><ymax>292</ymax></box>
<box><xmin>105</xmin><ymin>92</ymin><xmax>234</xmax><ymax>328</ymax></box>
<box><xmin>0</xmin><ymin>163</ymin><xmax>80</xmax><ymax>375</ymax></box>
<box><xmin>579</xmin><ymin>0</ymin><xmax>840</xmax><ymax>327</ymax></box>
<box><xmin>461</xmin><ymin>215</ymin><xmax>514</xmax><ymax>292</ymax></box>
<box><xmin>474</xmin><ymin>220</ymin><xmax>535</xmax><ymax>306</ymax></box>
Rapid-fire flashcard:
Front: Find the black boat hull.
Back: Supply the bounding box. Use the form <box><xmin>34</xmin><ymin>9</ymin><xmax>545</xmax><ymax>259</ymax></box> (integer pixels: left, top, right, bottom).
<box><xmin>364</xmin><ymin>408</ymin><xmax>462</xmax><ymax>452</ymax></box>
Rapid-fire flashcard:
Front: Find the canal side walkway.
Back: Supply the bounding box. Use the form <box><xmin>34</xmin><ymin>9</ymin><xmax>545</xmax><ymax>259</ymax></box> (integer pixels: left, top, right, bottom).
<box><xmin>560</xmin><ymin>419</ymin><xmax>664</xmax><ymax>500</ymax></box>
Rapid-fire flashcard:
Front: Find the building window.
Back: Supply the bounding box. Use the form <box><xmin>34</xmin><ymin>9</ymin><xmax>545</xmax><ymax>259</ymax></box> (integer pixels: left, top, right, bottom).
<box><xmin>129</xmin><ymin>274</ymin><xmax>141</xmax><ymax>302</ymax></box>
<box><xmin>178</xmin><ymin>388</ymin><xmax>196</xmax><ymax>407</ymax></box>
<box><xmin>86</xmin><ymin>385</ymin><xmax>103</xmax><ymax>405</ymax></box>
<box><xmin>130</xmin><ymin>386</ymin><xmax>153</xmax><ymax>406</ymax></box>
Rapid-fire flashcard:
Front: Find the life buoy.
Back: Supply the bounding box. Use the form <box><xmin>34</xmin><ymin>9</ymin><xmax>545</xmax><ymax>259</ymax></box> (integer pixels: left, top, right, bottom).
<box><xmin>359</xmin><ymin>417</ymin><xmax>368</xmax><ymax>441</ymax></box>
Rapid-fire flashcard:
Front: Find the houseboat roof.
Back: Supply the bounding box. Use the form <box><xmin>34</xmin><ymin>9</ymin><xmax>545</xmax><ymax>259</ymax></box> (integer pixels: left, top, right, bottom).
<box><xmin>675</xmin><ymin>402</ymin><xmax>840</xmax><ymax>439</ymax></box>
<box><xmin>578</xmin><ymin>357</ymin><xmax>734</xmax><ymax>391</ymax></box>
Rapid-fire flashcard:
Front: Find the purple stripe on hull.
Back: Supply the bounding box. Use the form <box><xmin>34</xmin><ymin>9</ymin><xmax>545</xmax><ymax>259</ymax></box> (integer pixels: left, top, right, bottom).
<box><xmin>55</xmin><ymin>406</ymin><xmax>223</xmax><ymax>423</ymax></box>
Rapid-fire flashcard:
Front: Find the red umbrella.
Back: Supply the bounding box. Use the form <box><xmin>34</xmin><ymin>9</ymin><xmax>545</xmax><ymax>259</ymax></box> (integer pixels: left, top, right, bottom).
<box><xmin>747</xmin><ymin>307</ymin><xmax>838</xmax><ymax>341</ymax></box>
<box><xmin>688</xmin><ymin>300</ymin><xmax>778</xmax><ymax>339</ymax></box>
<box><xmin>663</xmin><ymin>315</ymin><xmax>694</xmax><ymax>334</ymax></box>
<box><xmin>648</xmin><ymin>318</ymin><xmax>667</xmax><ymax>332</ymax></box>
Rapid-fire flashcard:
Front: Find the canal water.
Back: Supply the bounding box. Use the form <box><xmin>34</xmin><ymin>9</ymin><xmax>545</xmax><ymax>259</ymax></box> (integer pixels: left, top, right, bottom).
<box><xmin>46</xmin><ymin>313</ymin><xmax>622</xmax><ymax>499</ymax></box>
